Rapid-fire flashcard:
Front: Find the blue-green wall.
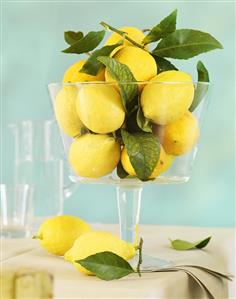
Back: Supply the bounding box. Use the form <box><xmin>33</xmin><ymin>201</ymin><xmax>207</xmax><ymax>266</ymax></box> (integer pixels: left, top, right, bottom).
<box><xmin>2</xmin><ymin>1</ymin><xmax>235</xmax><ymax>227</ymax></box>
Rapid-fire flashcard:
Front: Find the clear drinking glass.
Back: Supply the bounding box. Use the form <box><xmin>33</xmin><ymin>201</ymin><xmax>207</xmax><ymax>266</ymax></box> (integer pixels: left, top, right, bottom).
<box><xmin>48</xmin><ymin>80</ymin><xmax>210</xmax><ymax>267</ymax></box>
<box><xmin>8</xmin><ymin>120</ymin><xmax>77</xmax><ymax>230</ymax></box>
<box><xmin>0</xmin><ymin>184</ymin><xmax>34</xmax><ymax>238</ymax></box>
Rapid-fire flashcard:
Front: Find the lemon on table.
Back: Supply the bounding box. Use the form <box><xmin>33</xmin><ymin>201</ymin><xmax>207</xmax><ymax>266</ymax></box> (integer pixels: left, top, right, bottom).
<box><xmin>105</xmin><ymin>46</ymin><xmax>157</xmax><ymax>82</ymax></box>
<box><xmin>63</xmin><ymin>60</ymin><xmax>105</xmax><ymax>83</ymax></box>
<box><xmin>54</xmin><ymin>87</ymin><xmax>83</xmax><ymax>138</ymax></box>
<box><xmin>33</xmin><ymin>215</ymin><xmax>91</xmax><ymax>256</ymax></box>
<box><xmin>157</xmin><ymin>111</ymin><xmax>200</xmax><ymax>155</ymax></box>
<box><xmin>69</xmin><ymin>133</ymin><xmax>120</xmax><ymax>178</ymax></box>
<box><xmin>65</xmin><ymin>231</ymin><xmax>136</xmax><ymax>275</ymax></box>
<box><xmin>141</xmin><ymin>71</ymin><xmax>194</xmax><ymax>125</ymax></box>
<box><xmin>121</xmin><ymin>145</ymin><xmax>174</xmax><ymax>178</ymax></box>
<box><xmin>76</xmin><ymin>84</ymin><xmax>125</xmax><ymax>134</ymax></box>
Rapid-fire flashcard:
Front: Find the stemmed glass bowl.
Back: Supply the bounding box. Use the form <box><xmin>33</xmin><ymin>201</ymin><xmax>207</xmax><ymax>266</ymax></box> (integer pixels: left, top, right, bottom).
<box><xmin>48</xmin><ymin>80</ymin><xmax>210</xmax><ymax>266</ymax></box>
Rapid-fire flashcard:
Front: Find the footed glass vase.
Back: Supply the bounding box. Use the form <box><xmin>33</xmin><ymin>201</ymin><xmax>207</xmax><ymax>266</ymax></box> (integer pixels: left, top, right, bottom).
<box><xmin>48</xmin><ymin>80</ymin><xmax>210</xmax><ymax>267</ymax></box>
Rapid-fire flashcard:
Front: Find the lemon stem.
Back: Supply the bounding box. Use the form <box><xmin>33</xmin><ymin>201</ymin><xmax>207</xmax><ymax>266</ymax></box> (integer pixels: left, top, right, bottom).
<box><xmin>142</xmin><ymin>28</ymin><xmax>151</xmax><ymax>33</ymax></box>
<box><xmin>136</xmin><ymin>238</ymin><xmax>143</xmax><ymax>277</ymax></box>
<box><xmin>100</xmin><ymin>21</ymin><xmax>146</xmax><ymax>50</ymax></box>
<box><xmin>32</xmin><ymin>234</ymin><xmax>42</xmax><ymax>240</ymax></box>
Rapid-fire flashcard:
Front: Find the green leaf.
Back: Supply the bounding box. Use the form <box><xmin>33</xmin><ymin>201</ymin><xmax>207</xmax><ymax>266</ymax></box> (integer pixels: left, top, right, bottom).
<box><xmin>136</xmin><ymin>108</ymin><xmax>152</xmax><ymax>133</ymax></box>
<box><xmin>196</xmin><ymin>60</ymin><xmax>210</xmax><ymax>82</ymax></box>
<box><xmin>76</xmin><ymin>251</ymin><xmax>134</xmax><ymax>281</ymax></box>
<box><xmin>62</xmin><ymin>30</ymin><xmax>105</xmax><ymax>54</ymax></box>
<box><xmin>152</xmin><ymin>29</ymin><xmax>223</xmax><ymax>59</ymax></box>
<box><xmin>170</xmin><ymin>236</ymin><xmax>212</xmax><ymax>250</ymax></box>
<box><xmin>143</xmin><ymin>9</ymin><xmax>177</xmax><ymax>45</ymax></box>
<box><xmin>189</xmin><ymin>61</ymin><xmax>209</xmax><ymax>112</ymax></box>
<box><xmin>195</xmin><ymin>236</ymin><xmax>212</xmax><ymax>249</ymax></box>
<box><xmin>117</xmin><ymin>161</ymin><xmax>129</xmax><ymax>179</ymax></box>
<box><xmin>64</xmin><ymin>31</ymin><xmax>83</xmax><ymax>45</ymax></box>
<box><xmin>125</xmin><ymin>105</ymin><xmax>142</xmax><ymax>133</ymax></box>
<box><xmin>121</xmin><ymin>130</ymin><xmax>160</xmax><ymax>181</ymax></box>
<box><xmin>152</xmin><ymin>55</ymin><xmax>178</xmax><ymax>73</ymax></box>
<box><xmin>98</xmin><ymin>56</ymin><xmax>138</xmax><ymax>112</ymax></box>
<box><xmin>80</xmin><ymin>43</ymin><xmax>122</xmax><ymax>76</ymax></box>
<box><xmin>170</xmin><ymin>239</ymin><xmax>196</xmax><ymax>250</ymax></box>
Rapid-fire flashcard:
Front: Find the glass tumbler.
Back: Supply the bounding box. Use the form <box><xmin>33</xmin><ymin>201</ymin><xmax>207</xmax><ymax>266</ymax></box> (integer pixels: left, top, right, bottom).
<box><xmin>0</xmin><ymin>184</ymin><xmax>34</xmax><ymax>238</ymax></box>
<box><xmin>8</xmin><ymin>120</ymin><xmax>77</xmax><ymax>230</ymax></box>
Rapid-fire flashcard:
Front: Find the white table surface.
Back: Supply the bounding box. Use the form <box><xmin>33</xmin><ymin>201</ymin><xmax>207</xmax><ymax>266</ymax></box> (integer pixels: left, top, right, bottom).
<box><xmin>1</xmin><ymin>224</ymin><xmax>236</xmax><ymax>299</ymax></box>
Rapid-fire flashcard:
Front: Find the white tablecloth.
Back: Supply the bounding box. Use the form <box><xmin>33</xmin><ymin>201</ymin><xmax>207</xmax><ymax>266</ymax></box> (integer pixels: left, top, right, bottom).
<box><xmin>1</xmin><ymin>224</ymin><xmax>235</xmax><ymax>299</ymax></box>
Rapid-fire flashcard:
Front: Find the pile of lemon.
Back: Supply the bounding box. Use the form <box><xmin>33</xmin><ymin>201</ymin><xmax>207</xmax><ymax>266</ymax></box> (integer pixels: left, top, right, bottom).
<box><xmin>34</xmin><ymin>215</ymin><xmax>135</xmax><ymax>275</ymax></box>
<box><xmin>55</xmin><ymin>26</ymin><xmax>199</xmax><ymax>180</ymax></box>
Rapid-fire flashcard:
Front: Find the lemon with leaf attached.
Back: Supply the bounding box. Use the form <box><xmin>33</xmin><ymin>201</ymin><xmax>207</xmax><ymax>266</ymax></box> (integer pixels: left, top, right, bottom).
<box><xmin>141</xmin><ymin>70</ymin><xmax>194</xmax><ymax>125</ymax></box>
<box><xmin>105</xmin><ymin>26</ymin><xmax>146</xmax><ymax>47</ymax></box>
<box><xmin>105</xmin><ymin>26</ymin><xmax>148</xmax><ymax>56</ymax></box>
<box><xmin>64</xmin><ymin>231</ymin><xmax>136</xmax><ymax>275</ymax></box>
<box><xmin>33</xmin><ymin>215</ymin><xmax>91</xmax><ymax>256</ymax></box>
<box><xmin>63</xmin><ymin>60</ymin><xmax>105</xmax><ymax>83</ymax></box>
<box><xmin>105</xmin><ymin>46</ymin><xmax>157</xmax><ymax>82</ymax></box>
<box><xmin>121</xmin><ymin>145</ymin><xmax>174</xmax><ymax>178</ymax></box>
<box><xmin>69</xmin><ymin>133</ymin><xmax>120</xmax><ymax>178</ymax></box>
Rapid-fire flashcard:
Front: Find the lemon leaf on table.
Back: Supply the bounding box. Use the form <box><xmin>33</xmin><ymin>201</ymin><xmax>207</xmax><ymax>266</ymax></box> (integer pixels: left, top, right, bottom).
<box><xmin>121</xmin><ymin>129</ymin><xmax>160</xmax><ymax>181</ymax></box>
<box><xmin>152</xmin><ymin>29</ymin><xmax>223</xmax><ymax>59</ymax></box>
<box><xmin>142</xmin><ymin>9</ymin><xmax>177</xmax><ymax>45</ymax></box>
<box><xmin>98</xmin><ymin>56</ymin><xmax>138</xmax><ymax>112</ymax></box>
<box><xmin>189</xmin><ymin>61</ymin><xmax>209</xmax><ymax>112</ymax></box>
<box><xmin>80</xmin><ymin>42</ymin><xmax>123</xmax><ymax>76</ymax></box>
<box><xmin>152</xmin><ymin>56</ymin><xmax>178</xmax><ymax>73</ymax></box>
<box><xmin>136</xmin><ymin>108</ymin><xmax>152</xmax><ymax>133</ymax></box>
<box><xmin>62</xmin><ymin>30</ymin><xmax>105</xmax><ymax>54</ymax></box>
<box><xmin>194</xmin><ymin>236</ymin><xmax>212</xmax><ymax>249</ymax></box>
<box><xmin>76</xmin><ymin>251</ymin><xmax>135</xmax><ymax>281</ymax></box>
<box><xmin>64</xmin><ymin>31</ymin><xmax>84</xmax><ymax>45</ymax></box>
<box><xmin>170</xmin><ymin>236</ymin><xmax>212</xmax><ymax>250</ymax></box>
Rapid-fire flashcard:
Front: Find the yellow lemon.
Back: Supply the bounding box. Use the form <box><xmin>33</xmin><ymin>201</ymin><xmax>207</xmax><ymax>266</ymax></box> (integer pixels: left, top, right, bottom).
<box><xmin>157</xmin><ymin>111</ymin><xmax>200</xmax><ymax>156</ymax></box>
<box><xmin>141</xmin><ymin>70</ymin><xmax>194</xmax><ymax>125</ymax></box>
<box><xmin>121</xmin><ymin>146</ymin><xmax>174</xmax><ymax>178</ymax></box>
<box><xmin>76</xmin><ymin>84</ymin><xmax>125</xmax><ymax>134</ymax></box>
<box><xmin>69</xmin><ymin>133</ymin><xmax>120</xmax><ymax>178</ymax></box>
<box><xmin>105</xmin><ymin>26</ymin><xmax>148</xmax><ymax>56</ymax></box>
<box><xmin>65</xmin><ymin>231</ymin><xmax>136</xmax><ymax>275</ymax></box>
<box><xmin>151</xmin><ymin>149</ymin><xmax>174</xmax><ymax>178</ymax></box>
<box><xmin>105</xmin><ymin>46</ymin><xmax>157</xmax><ymax>82</ymax></box>
<box><xmin>105</xmin><ymin>26</ymin><xmax>146</xmax><ymax>47</ymax></box>
<box><xmin>33</xmin><ymin>215</ymin><xmax>91</xmax><ymax>256</ymax></box>
<box><xmin>63</xmin><ymin>60</ymin><xmax>105</xmax><ymax>83</ymax></box>
<box><xmin>54</xmin><ymin>87</ymin><xmax>83</xmax><ymax>137</ymax></box>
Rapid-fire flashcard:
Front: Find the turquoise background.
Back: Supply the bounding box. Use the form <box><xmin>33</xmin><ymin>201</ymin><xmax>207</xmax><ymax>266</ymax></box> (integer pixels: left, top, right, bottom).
<box><xmin>2</xmin><ymin>1</ymin><xmax>235</xmax><ymax>227</ymax></box>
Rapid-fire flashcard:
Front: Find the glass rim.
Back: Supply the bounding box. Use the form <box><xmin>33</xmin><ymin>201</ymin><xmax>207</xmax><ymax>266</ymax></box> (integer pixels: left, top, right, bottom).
<box><xmin>48</xmin><ymin>80</ymin><xmax>210</xmax><ymax>88</ymax></box>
